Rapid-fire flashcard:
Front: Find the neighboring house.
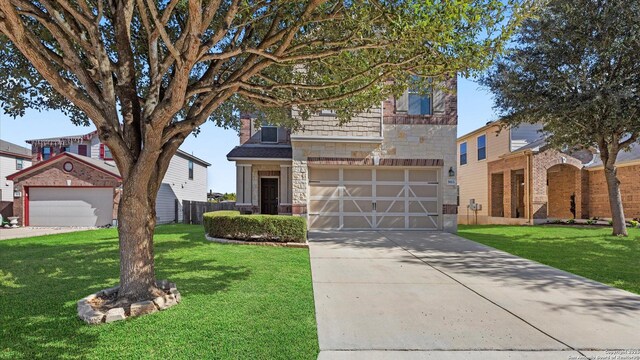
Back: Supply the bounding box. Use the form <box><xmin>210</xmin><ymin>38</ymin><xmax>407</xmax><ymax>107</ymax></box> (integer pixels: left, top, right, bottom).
<box><xmin>457</xmin><ymin>122</ymin><xmax>640</xmax><ymax>224</ymax></box>
<box><xmin>0</xmin><ymin>139</ymin><xmax>32</xmax><ymax>218</ymax></box>
<box><xmin>8</xmin><ymin>131</ymin><xmax>210</xmax><ymax>227</ymax></box>
<box><xmin>227</xmin><ymin>78</ymin><xmax>459</xmax><ymax>232</ymax></box>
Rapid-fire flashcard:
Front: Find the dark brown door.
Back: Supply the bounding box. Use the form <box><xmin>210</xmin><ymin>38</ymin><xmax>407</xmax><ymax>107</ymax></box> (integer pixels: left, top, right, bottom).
<box><xmin>261</xmin><ymin>178</ymin><xmax>279</xmax><ymax>214</ymax></box>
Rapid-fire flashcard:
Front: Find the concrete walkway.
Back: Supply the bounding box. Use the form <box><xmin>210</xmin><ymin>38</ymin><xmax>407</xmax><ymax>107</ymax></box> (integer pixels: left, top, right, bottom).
<box><xmin>309</xmin><ymin>231</ymin><xmax>640</xmax><ymax>360</ymax></box>
<box><xmin>0</xmin><ymin>227</ymin><xmax>95</xmax><ymax>240</ymax></box>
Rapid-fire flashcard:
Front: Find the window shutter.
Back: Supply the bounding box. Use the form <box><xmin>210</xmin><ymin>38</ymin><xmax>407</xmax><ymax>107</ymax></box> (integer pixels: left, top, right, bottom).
<box><xmin>99</xmin><ymin>144</ymin><xmax>105</xmax><ymax>159</ymax></box>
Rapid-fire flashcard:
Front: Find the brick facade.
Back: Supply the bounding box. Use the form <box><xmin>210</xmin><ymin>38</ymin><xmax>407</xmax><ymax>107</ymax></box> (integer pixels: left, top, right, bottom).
<box><xmin>587</xmin><ymin>164</ymin><xmax>640</xmax><ymax>219</ymax></box>
<box><xmin>11</xmin><ymin>156</ymin><xmax>121</xmax><ymax>225</ymax></box>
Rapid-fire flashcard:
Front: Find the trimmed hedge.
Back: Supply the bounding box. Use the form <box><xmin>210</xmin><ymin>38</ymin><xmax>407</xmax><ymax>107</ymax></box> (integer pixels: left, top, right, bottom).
<box><xmin>203</xmin><ymin>211</ymin><xmax>307</xmax><ymax>243</ymax></box>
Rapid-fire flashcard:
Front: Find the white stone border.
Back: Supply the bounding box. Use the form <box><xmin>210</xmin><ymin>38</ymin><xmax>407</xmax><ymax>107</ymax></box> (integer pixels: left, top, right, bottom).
<box><xmin>205</xmin><ymin>234</ymin><xmax>308</xmax><ymax>248</ymax></box>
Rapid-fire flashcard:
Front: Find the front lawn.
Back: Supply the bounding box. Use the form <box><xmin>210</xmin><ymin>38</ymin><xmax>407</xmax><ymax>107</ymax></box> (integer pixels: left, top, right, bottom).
<box><xmin>0</xmin><ymin>224</ymin><xmax>318</xmax><ymax>359</ymax></box>
<box><xmin>457</xmin><ymin>225</ymin><xmax>640</xmax><ymax>294</ymax></box>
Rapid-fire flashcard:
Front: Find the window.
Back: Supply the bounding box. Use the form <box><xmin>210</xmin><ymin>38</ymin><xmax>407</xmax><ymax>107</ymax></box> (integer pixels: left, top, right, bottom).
<box><xmin>61</xmin><ymin>146</ymin><xmax>70</xmax><ymax>153</ymax></box>
<box><xmin>16</xmin><ymin>159</ymin><xmax>23</xmax><ymax>170</ymax></box>
<box><xmin>408</xmin><ymin>89</ymin><xmax>432</xmax><ymax>115</ymax></box>
<box><xmin>78</xmin><ymin>144</ymin><xmax>88</xmax><ymax>156</ymax></box>
<box><xmin>261</xmin><ymin>125</ymin><xmax>278</xmax><ymax>143</ymax></box>
<box><xmin>42</xmin><ymin>146</ymin><xmax>52</xmax><ymax>160</ymax></box>
<box><xmin>319</xmin><ymin>109</ymin><xmax>336</xmax><ymax>116</ymax></box>
<box><xmin>188</xmin><ymin>160</ymin><xmax>194</xmax><ymax>180</ymax></box>
<box><xmin>460</xmin><ymin>142</ymin><xmax>467</xmax><ymax>165</ymax></box>
<box><xmin>100</xmin><ymin>144</ymin><xmax>113</xmax><ymax>160</ymax></box>
<box><xmin>477</xmin><ymin>135</ymin><xmax>487</xmax><ymax>161</ymax></box>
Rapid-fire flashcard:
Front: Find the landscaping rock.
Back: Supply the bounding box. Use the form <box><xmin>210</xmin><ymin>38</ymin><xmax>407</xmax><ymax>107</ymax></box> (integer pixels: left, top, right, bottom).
<box><xmin>153</xmin><ymin>294</ymin><xmax>178</xmax><ymax>310</ymax></box>
<box><xmin>105</xmin><ymin>308</ymin><xmax>126</xmax><ymax>323</ymax></box>
<box><xmin>130</xmin><ymin>300</ymin><xmax>157</xmax><ymax>317</ymax></box>
<box><xmin>156</xmin><ymin>279</ymin><xmax>176</xmax><ymax>291</ymax></box>
<box><xmin>79</xmin><ymin>308</ymin><xmax>104</xmax><ymax>325</ymax></box>
<box><xmin>99</xmin><ymin>286</ymin><xmax>119</xmax><ymax>297</ymax></box>
<box><xmin>170</xmin><ymin>289</ymin><xmax>182</xmax><ymax>303</ymax></box>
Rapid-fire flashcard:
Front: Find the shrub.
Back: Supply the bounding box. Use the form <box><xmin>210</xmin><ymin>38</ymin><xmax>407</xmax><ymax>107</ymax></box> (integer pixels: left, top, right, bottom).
<box><xmin>629</xmin><ymin>220</ymin><xmax>639</xmax><ymax>228</ymax></box>
<box><xmin>566</xmin><ymin>219</ymin><xmax>576</xmax><ymax>224</ymax></box>
<box><xmin>203</xmin><ymin>211</ymin><xmax>307</xmax><ymax>243</ymax></box>
<box><xmin>608</xmin><ymin>220</ymin><xmax>614</xmax><ymax>226</ymax></box>
<box><xmin>586</xmin><ymin>219</ymin><xmax>596</xmax><ymax>225</ymax></box>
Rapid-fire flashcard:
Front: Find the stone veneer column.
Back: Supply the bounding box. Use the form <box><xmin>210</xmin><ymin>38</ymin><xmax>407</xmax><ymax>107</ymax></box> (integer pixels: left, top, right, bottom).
<box><xmin>291</xmin><ymin>159</ymin><xmax>308</xmax><ymax>216</ymax></box>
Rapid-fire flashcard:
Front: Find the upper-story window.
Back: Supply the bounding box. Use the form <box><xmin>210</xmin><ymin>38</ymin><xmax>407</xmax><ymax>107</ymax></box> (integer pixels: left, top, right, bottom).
<box><xmin>100</xmin><ymin>144</ymin><xmax>113</xmax><ymax>160</ymax></box>
<box><xmin>78</xmin><ymin>144</ymin><xmax>88</xmax><ymax>156</ymax></box>
<box><xmin>408</xmin><ymin>89</ymin><xmax>432</xmax><ymax>115</ymax></box>
<box><xmin>61</xmin><ymin>146</ymin><xmax>70</xmax><ymax>153</ymax></box>
<box><xmin>188</xmin><ymin>160</ymin><xmax>194</xmax><ymax>180</ymax></box>
<box><xmin>261</xmin><ymin>123</ymin><xmax>278</xmax><ymax>143</ymax></box>
<box><xmin>319</xmin><ymin>109</ymin><xmax>336</xmax><ymax>116</ymax></box>
<box><xmin>16</xmin><ymin>159</ymin><xmax>23</xmax><ymax>170</ymax></box>
<box><xmin>477</xmin><ymin>135</ymin><xmax>487</xmax><ymax>161</ymax></box>
<box><xmin>460</xmin><ymin>142</ymin><xmax>467</xmax><ymax>165</ymax></box>
<box><xmin>42</xmin><ymin>146</ymin><xmax>52</xmax><ymax>160</ymax></box>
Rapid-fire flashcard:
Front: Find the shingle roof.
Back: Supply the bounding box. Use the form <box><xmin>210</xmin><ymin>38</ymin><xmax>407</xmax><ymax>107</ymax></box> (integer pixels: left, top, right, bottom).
<box><xmin>587</xmin><ymin>142</ymin><xmax>640</xmax><ymax>168</ymax></box>
<box><xmin>0</xmin><ymin>139</ymin><xmax>31</xmax><ymax>158</ymax></box>
<box><xmin>65</xmin><ymin>152</ymin><xmax>121</xmax><ymax>176</ymax></box>
<box><xmin>227</xmin><ymin>145</ymin><xmax>292</xmax><ymax>160</ymax></box>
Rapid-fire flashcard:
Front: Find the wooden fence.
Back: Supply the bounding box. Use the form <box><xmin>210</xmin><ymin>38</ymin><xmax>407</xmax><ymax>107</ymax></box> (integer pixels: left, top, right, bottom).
<box><xmin>182</xmin><ymin>200</ymin><xmax>236</xmax><ymax>224</ymax></box>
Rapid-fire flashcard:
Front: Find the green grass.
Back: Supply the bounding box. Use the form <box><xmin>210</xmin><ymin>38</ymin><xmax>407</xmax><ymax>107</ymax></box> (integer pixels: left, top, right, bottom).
<box><xmin>457</xmin><ymin>225</ymin><xmax>640</xmax><ymax>294</ymax></box>
<box><xmin>0</xmin><ymin>224</ymin><xmax>318</xmax><ymax>360</ymax></box>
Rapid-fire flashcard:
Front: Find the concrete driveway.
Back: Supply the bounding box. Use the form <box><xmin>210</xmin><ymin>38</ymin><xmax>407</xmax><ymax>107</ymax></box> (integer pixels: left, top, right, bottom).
<box><xmin>0</xmin><ymin>227</ymin><xmax>95</xmax><ymax>240</ymax></box>
<box><xmin>309</xmin><ymin>231</ymin><xmax>640</xmax><ymax>360</ymax></box>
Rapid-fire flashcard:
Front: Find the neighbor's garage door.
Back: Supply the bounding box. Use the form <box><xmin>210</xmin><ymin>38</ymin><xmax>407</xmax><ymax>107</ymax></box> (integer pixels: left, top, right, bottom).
<box><xmin>309</xmin><ymin>168</ymin><xmax>440</xmax><ymax>230</ymax></box>
<box><xmin>28</xmin><ymin>187</ymin><xmax>114</xmax><ymax>227</ymax></box>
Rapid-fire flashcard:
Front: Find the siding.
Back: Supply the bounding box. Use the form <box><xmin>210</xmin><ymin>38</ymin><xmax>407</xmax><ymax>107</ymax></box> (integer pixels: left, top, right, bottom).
<box><xmin>156</xmin><ymin>153</ymin><xmax>208</xmax><ymax>223</ymax></box>
<box><xmin>292</xmin><ymin>107</ymin><xmax>382</xmax><ymax>138</ymax></box>
<box><xmin>457</xmin><ymin>125</ymin><xmax>509</xmax><ymax>224</ymax></box>
<box><xmin>510</xmin><ymin>124</ymin><xmax>543</xmax><ymax>151</ymax></box>
<box><xmin>1</xmin><ymin>155</ymin><xmax>32</xmax><ymax>202</ymax></box>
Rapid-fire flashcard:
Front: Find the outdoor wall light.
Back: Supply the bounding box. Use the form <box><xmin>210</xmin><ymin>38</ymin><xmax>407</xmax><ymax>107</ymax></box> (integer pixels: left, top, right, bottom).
<box><xmin>448</xmin><ymin>167</ymin><xmax>455</xmax><ymax>177</ymax></box>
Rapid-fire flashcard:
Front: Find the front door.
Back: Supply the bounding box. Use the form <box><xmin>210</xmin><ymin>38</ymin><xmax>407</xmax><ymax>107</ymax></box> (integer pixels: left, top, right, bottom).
<box><xmin>261</xmin><ymin>178</ymin><xmax>279</xmax><ymax>214</ymax></box>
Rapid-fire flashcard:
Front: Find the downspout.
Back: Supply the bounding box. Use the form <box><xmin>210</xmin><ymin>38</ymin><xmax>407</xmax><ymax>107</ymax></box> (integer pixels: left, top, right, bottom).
<box><xmin>526</xmin><ymin>150</ymin><xmax>534</xmax><ymax>225</ymax></box>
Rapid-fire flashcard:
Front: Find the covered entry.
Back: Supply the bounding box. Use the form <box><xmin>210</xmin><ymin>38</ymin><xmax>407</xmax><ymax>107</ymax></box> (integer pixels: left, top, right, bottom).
<box><xmin>309</xmin><ymin>167</ymin><xmax>441</xmax><ymax>230</ymax></box>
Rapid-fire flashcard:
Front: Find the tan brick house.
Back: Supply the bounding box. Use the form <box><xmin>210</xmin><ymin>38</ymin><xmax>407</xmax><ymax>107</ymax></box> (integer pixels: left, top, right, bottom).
<box><xmin>227</xmin><ymin>78</ymin><xmax>459</xmax><ymax>232</ymax></box>
<box><xmin>457</xmin><ymin>122</ymin><xmax>640</xmax><ymax>224</ymax></box>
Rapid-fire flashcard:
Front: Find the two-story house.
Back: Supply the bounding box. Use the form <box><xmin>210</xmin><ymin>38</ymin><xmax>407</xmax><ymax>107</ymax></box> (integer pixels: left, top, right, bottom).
<box><xmin>7</xmin><ymin>130</ymin><xmax>210</xmax><ymax>227</ymax></box>
<box><xmin>227</xmin><ymin>78</ymin><xmax>459</xmax><ymax>232</ymax></box>
<box><xmin>0</xmin><ymin>139</ymin><xmax>32</xmax><ymax>218</ymax></box>
<box><xmin>457</xmin><ymin>121</ymin><xmax>640</xmax><ymax>224</ymax></box>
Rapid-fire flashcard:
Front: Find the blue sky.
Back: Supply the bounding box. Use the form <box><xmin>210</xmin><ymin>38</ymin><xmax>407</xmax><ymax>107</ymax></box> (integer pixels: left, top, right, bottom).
<box><xmin>0</xmin><ymin>76</ymin><xmax>498</xmax><ymax>193</ymax></box>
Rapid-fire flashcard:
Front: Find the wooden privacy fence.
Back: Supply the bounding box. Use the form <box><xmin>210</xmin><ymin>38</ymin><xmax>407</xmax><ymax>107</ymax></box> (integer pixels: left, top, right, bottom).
<box><xmin>183</xmin><ymin>200</ymin><xmax>236</xmax><ymax>224</ymax></box>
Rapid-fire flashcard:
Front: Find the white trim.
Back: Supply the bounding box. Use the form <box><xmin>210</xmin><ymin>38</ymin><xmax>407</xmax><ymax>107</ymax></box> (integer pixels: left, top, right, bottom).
<box><xmin>290</xmin><ymin>135</ymin><xmax>383</xmax><ymax>143</ymax></box>
<box><xmin>235</xmin><ymin>203</ymin><xmax>253</xmax><ymax>206</ymax></box>
<box><xmin>228</xmin><ymin>157</ymin><xmax>291</xmax><ymax>161</ymax></box>
<box><xmin>237</xmin><ymin>164</ymin><xmax>252</xmax><ymax>167</ymax></box>
<box><xmin>280</xmin><ymin>164</ymin><xmax>292</xmax><ymax>168</ymax></box>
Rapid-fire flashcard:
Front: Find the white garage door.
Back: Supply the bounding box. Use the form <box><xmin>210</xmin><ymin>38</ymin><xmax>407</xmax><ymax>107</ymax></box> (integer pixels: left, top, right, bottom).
<box><xmin>29</xmin><ymin>187</ymin><xmax>114</xmax><ymax>227</ymax></box>
<box><xmin>309</xmin><ymin>168</ymin><xmax>440</xmax><ymax>230</ymax></box>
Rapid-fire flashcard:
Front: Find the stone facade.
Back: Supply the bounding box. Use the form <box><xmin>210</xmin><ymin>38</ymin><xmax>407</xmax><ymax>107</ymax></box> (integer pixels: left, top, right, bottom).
<box><xmin>230</xmin><ymin>77</ymin><xmax>459</xmax><ymax>232</ymax></box>
<box><xmin>11</xmin><ymin>156</ymin><xmax>121</xmax><ymax>226</ymax></box>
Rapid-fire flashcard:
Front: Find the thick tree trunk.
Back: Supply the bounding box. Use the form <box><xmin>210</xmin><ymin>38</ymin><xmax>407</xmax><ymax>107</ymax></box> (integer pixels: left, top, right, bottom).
<box><xmin>603</xmin><ymin>165</ymin><xmax>628</xmax><ymax>236</ymax></box>
<box><xmin>116</xmin><ymin>175</ymin><xmax>164</xmax><ymax>302</ymax></box>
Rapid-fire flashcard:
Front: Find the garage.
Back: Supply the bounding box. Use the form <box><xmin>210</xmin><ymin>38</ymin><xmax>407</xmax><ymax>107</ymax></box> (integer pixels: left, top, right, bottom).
<box><xmin>27</xmin><ymin>187</ymin><xmax>114</xmax><ymax>227</ymax></box>
<box><xmin>308</xmin><ymin>167</ymin><xmax>441</xmax><ymax>230</ymax></box>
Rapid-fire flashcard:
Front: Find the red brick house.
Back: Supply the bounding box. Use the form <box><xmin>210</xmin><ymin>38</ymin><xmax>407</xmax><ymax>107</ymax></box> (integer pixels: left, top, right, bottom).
<box><xmin>8</xmin><ymin>131</ymin><xmax>210</xmax><ymax>227</ymax></box>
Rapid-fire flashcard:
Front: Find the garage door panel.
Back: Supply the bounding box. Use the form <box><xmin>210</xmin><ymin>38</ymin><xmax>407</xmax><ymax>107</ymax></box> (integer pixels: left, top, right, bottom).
<box><xmin>310</xmin><ymin>199</ymin><xmax>339</xmax><ymax>213</ymax></box>
<box><xmin>343</xmin><ymin>216</ymin><xmax>373</xmax><ymax>229</ymax></box>
<box><xmin>29</xmin><ymin>188</ymin><xmax>113</xmax><ymax>227</ymax></box>
<box><xmin>343</xmin><ymin>200</ymin><xmax>372</xmax><ymax>212</ymax></box>
<box><xmin>309</xmin><ymin>168</ymin><xmax>339</xmax><ymax>181</ymax></box>
<box><xmin>409</xmin><ymin>201</ymin><xmax>438</xmax><ymax>213</ymax></box>
<box><xmin>376</xmin><ymin>200</ymin><xmax>405</xmax><ymax>213</ymax></box>
<box><xmin>409</xmin><ymin>215</ymin><xmax>438</xmax><ymax>229</ymax></box>
<box><xmin>343</xmin><ymin>185</ymin><xmax>372</xmax><ymax>197</ymax></box>
<box><xmin>308</xmin><ymin>167</ymin><xmax>441</xmax><ymax>230</ymax></box>
<box><xmin>409</xmin><ymin>169</ymin><xmax>438</xmax><ymax>182</ymax></box>
<box><xmin>377</xmin><ymin>216</ymin><xmax>405</xmax><ymax>228</ymax></box>
<box><xmin>309</xmin><ymin>215</ymin><xmax>340</xmax><ymax>229</ymax></box>
<box><xmin>343</xmin><ymin>169</ymin><xmax>371</xmax><ymax>181</ymax></box>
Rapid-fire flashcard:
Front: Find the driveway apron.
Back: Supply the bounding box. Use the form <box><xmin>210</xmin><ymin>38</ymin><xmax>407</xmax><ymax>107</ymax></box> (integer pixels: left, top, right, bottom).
<box><xmin>309</xmin><ymin>231</ymin><xmax>640</xmax><ymax>360</ymax></box>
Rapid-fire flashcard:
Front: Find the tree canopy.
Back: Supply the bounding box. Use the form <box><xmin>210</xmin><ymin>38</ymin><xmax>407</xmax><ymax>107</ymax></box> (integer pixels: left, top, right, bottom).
<box><xmin>481</xmin><ymin>0</ymin><xmax>640</xmax><ymax>235</ymax></box>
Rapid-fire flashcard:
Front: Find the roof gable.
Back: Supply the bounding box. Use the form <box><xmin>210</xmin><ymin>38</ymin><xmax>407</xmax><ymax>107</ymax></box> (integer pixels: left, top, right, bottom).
<box><xmin>7</xmin><ymin>152</ymin><xmax>121</xmax><ymax>181</ymax></box>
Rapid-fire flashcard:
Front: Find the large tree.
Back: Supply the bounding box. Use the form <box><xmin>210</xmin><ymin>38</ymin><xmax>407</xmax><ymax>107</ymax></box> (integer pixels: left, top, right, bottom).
<box><xmin>0</xmin><ymin>0</ymin><xmax>525</xmax><ymax>303</ymax></box>
<box><xmin>482</xmin><ymin>0</ymin><xmax>640</xmax><ymax>236</ymax></box>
